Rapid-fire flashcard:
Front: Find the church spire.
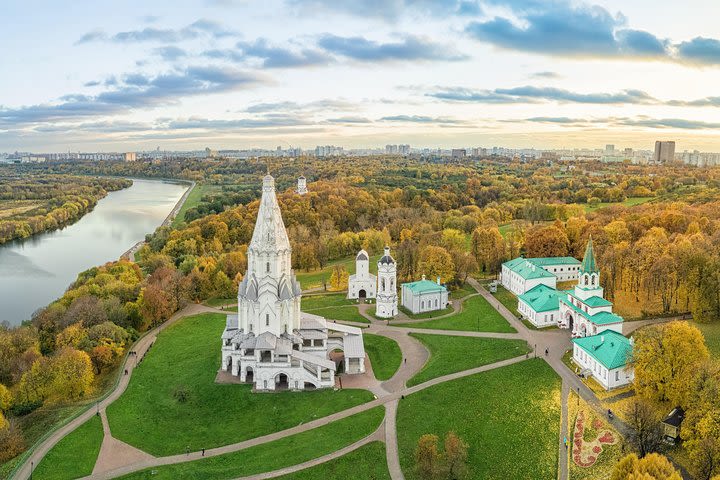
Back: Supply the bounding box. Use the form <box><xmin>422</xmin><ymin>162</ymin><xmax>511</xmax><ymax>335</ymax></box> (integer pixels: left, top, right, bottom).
<box><xmin>580</xmin><ymin>236</ymin><xmax>599</xmax><ymax>274</ymax></box>
<box><xmin>249</xmin><ymin>174</ymin><xmax>291</xmax><ymax>253</ymax></box>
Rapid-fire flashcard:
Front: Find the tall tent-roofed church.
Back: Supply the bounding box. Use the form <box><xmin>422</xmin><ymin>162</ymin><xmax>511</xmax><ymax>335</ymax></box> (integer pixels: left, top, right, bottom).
<box><xmin>375</xmin><ymin>247</ymin><xmax>398</xmax><ymax>318</ymax></box>
<box><xmin>220</xmin><ymin>174</ymin><xmax>365</xmax><ymax>391</ymax></box>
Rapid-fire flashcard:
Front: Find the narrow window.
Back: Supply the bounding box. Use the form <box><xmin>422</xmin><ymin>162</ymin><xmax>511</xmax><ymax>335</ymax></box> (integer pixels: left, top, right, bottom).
<box><xmin>266</xmin><ymin>262</ymin><xmax>270</xmax><ymax>273</ymax></box>
<box><xmin>266</xmin><ymin>314</ymin><xmax>270</xmax><ymax>326</ymax></box>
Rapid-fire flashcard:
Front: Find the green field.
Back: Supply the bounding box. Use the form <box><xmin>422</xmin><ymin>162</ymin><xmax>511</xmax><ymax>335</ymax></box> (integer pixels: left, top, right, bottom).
<box><xmin>397</xmin><ymin>359</ymin><xmax>561</xmax><ymax>480</ymax></box>
<box><xmin>276</xmin><ymin>441</ymin><xmax>390</xmax><ymax>480</ymax></box>
<box><xmin>295</xmin><ymin>254</ymin><xmax>381</xmax><ymax>290</ymax></box>
<box><xmin>363</xmin><ymin>334</ymin><xmax>403</xmax><ymax>381</ymax></box>
<box><xmin>449</xmin><ymin>282</ymin><xmax>476</xmax><ymax>299</ymax></box>
<box><xmin>106</xmin><ymin>313</ymin><xmax>374</xmax><ymax>455</ymax></box>
<box><xmin>697</xmin><ymin>322</ymin><xmax>720</xmax><ymax>358</ymax></box>
<box><xmin>581</xmin><ymin>196</ymin><xmax>654</xmax><ymax>213</ymax></box>
<box><xmin>203</xmin><ymin>297</ymin><xmax>236</xmax><ymax>308</ymax></box>
<box><xmin>399</xmin><ymin>305</ymin><xmax>454</xmax><ymax>320</ymax></box>
<box><xmin>171</xmin><ymin>184</ymin><xmax>221</xmax><ymax>227</ymax></box>
<box><xmin>117</xmin><ymin>407</ymin><xmax>384</xmax><ymax>480</ymax></box>
<box><xmin>491</xmin><ymin>284</ymin><xmax>520</xmax><ymax>317</ymax></box>
<box><xmin>397</xmin><ymin>295</ymin><xmax>516</xmax><ymax>333</ymax></box>
<box><xmin>407</xmin><ymin>334</ymin><xmax>530</xmax><ymax>386</ymax></box>
<box><xmin>32</xmin><ymin>415</ymin><xmax>104</xmax><ymax>480</ymax></box>
<box><xmin>307</xmin><ymin>305</ymin><xmax>368</xmax><ymax>323</ymax></box>
<box><xmin>302</xmin><ymin>293</ymin><xmax>355</xmax><ymax>309</ymax></box>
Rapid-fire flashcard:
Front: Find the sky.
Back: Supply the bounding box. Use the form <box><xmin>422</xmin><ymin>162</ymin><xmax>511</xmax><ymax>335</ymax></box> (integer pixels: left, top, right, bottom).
<box><xmin>2</xmin><ymin>0</ymin><xmax>720</xmax><ymax>152</ymax></box>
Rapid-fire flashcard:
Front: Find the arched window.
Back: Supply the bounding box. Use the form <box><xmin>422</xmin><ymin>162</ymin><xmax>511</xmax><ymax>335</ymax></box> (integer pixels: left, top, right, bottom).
<box><xmin>284</xmin><ymin>324</ymin><xmax>287</xmax><ymax>333</ymax></box>
<box><xmin>266</xmin><ymin>314</ymin><xmax>270</xmax><ymax>326</ymax></box>
<box><xmin>434</xmin><ymin>299</ymin><xmax>438</xmax><ymax>307</ymax></box>
<box><xmin>266</xmin><ymin>262</ymin><xmax>270</xmax><ymax>273</ymax></box>
<box><xmin>421</xmin><ymin>300</ymin><xmax>425</xmax><ymax>309</ymax></box>
<box><xmin>381</xmin><ymin>278</ymin><xmax>386</xmax><ymax>291</ymax></box>
<box><xmin>584</xmin><ymin>276</ymin><xmax>588</xmax><ymax>286</ymax></box>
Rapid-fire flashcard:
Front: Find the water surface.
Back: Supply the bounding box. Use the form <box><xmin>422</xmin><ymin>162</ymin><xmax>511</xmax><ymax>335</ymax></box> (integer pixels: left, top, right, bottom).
<box><xmin>0</xmin><ymin>178</ymin><xmax>188</xmax><ymax>325</ymax></box>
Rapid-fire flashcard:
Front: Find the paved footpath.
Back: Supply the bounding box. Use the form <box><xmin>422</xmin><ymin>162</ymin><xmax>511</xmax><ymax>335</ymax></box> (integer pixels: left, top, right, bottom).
<box><xmin>15</xmin><ymin>280</ymin><xmax>687</xmax><ymax>480</ymax></box>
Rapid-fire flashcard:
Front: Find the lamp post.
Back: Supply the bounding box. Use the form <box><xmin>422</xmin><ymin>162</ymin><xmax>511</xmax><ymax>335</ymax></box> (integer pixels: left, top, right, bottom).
<box><xmin>534</xmin><ymin>344</ymin><xmax>537</xmax><ymax>358</ymax></box>
<box><xmin>30</xmin><ymin>461</ymin><xmax>33</xmax><ymax>480</ymax></box>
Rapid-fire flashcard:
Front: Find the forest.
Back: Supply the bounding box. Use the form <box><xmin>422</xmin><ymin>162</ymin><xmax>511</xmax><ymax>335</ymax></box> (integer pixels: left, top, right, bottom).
<box><xmin>2</xmin><ymin>155</ymin><xmax>720</xmax><ymax>472</ymax></box>
<box><xmin>0</xmin><ymin>172</ymin><xmax>132</xmax><ymax>245</ymax></box>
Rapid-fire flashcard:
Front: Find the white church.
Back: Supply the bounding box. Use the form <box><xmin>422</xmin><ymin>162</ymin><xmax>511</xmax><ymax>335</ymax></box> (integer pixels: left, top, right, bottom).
<box><xmin>220</xmin><ymin>174</ymin><xmax>366</xmax><ymax>391</ymax></box>
<box><xmin>347</xmin><ymin>246</ymin><xmax>398</xmax><ymax>319</ymax></box>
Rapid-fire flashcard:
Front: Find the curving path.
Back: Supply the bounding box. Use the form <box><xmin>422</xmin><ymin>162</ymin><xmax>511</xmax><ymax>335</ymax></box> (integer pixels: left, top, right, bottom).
<box><xmin>15</xmin><ymin>277</ymin><xmax>683</xmax><ymax>480</ymax></box>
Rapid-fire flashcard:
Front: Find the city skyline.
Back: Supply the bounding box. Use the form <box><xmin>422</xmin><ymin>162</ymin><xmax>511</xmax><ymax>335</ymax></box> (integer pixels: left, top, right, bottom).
<box><xmin>3</xmin><ymin>0</ymin><xmax>720</xmax><ymax>151</ymax></box>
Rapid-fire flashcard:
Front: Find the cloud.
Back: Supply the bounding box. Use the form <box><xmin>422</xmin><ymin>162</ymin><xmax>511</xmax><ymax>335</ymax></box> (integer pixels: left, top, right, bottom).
<box><xmin>379</xmin><ymin>114</ymin><xmax>467</xmax><ymax>124</ymax></box>
<box><xmin>235</xmin><ymin>39</ymin><xmax>331</xmax><ymax>68</ymax></box>
<box><xmin>245</xmin><ymin>99</ymin><xmax>358</xmax><ymax>113</ymax></box>
<box><xmin>324</xmin><ymin>116</ymin><xmax>372</xmax><ymax>124</ymax></box>
<box><xmin>167</xmin><ymin>114</ymin><xmax>313</xmax><ymax>129</ymax></box>
<box><xmin>426</xmin><ymin>85</ymin><xmax>659</xmax><ymax>105</ymax></box>
<box><xmin>77</xmin><ymin>19</ymin><xmax>238</xmax><ymax>44</ymax></box>
<box><xmin>676</xmin><ymin>37</ymin><xmax>720</xmax><ymax>65</ymax></box>
<box><xmin>0</xmin><ymin>66</ymin><xmax>266</xmax><ymax>125</ymax></box>
<box><xmin>318</xmin><ymin>34</ymin><xmax>467</xmax><ymax>61</ymax></box>
<box><xmin>524</xmin><ymin>116</ymin><xmax>592</xmax><ymax>124</ymax></box>
<box><xmin>287</xmin><ymin>0</ymin><xmax>482</xmax><ymax>20</ymax></box>
<box><xmin>531</xmin><ymin>71</ymin><xmax>561</xmax><ymax>79</ymax></box>
<box><xmin>152</xmin><ymin>46</ymin><xmax>188</xmax><ymax>61</ymax></box>
<box><xmin>618</xmin><ymin>117</ymin><xmax>720</xmax><ymax>130</ymax></box>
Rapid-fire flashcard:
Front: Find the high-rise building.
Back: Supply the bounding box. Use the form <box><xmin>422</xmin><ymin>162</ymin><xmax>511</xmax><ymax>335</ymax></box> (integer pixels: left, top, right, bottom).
<box><xmin>653</xmin><ymin>141</ymin><xmax>676</xmax><ymax>163</ymax></box>
<box><xmin>124</xmin><ymin>152</ymin><xmax>137</xmax><ymax>162</ymax></box>
<box><xmin>605</xmin><ymin>144</ymin><xmax>615</xmax><ymax>155</ymax></box>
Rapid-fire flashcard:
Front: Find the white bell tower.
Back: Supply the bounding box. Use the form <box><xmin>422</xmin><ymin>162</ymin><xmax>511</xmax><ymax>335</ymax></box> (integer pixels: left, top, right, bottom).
<box><xmin>375</xmin><ymin>246</ymin><xmax>398</xmax><ymax>318</ymax></box>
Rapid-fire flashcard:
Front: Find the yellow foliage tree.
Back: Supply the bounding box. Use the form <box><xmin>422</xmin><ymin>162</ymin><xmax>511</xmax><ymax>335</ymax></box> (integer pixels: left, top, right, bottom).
<box><xmin>611</xmin><ymin>453</ymin><xmax>682</xmax><ymax>480</ymax></box>
<box><xmin>55</xmin><ymin>323</ymin><xmax>88</xmax><ymax>349</ymax></box>
<box><xmin>633</xmin><ymin>321</ymin><xmax>709</xmax><ymax>407</ymax></box>
<box><xmin>471</xmin><ymin>226</ymin><xmax>505</xmax><ymax>274</ymax></box>
<box><xmin>328</xmin><ymin>266</ymin><xmax>349</xmax><ymax>292</ymax></box>
<box><xmin>0</xmin><ymin>383</ymin><xmax>11</xmax><ymax>413</ymax></box>
<box><xmin>419</xmin><ymin>245</ymin><xmax>455</xmax><ymax>284</ymax></box>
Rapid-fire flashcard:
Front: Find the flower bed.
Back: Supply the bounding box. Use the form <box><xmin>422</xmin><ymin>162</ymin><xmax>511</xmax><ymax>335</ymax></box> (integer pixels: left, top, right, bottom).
<box><xmin>572</xmin><ymin>410</ymin><xmax>617</xmax><ymax>468</ymax></box>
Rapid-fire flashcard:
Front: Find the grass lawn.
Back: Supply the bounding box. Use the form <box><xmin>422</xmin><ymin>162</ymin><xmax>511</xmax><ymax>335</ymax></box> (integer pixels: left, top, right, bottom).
<box><xmin>363</xmin><ymin>334</ymin><xmax>402</xmax><ymax>381</ymax></box>
<box><xmin>407</xmin><ymin>334</ymin><xmax>530</xmax><ymax>387</ymax></box>
<box><xmin>696</xmin><ymin>322</ymin><xmax>720</xmax><ymax>359</ymax></box>
<box><xmin>296</xmin><ymin>254</ymin><xmax>381</xmax><ymax>290</ymax></box>
<box><xmin>397</xmin><ymin>295</ymin><xmax>516</xmax><ymax>333</ymax></box>
<box><xmin>397</xmin><ymin>359</ymin><xmax>561</xmax><ymax>480</ymax></box>
<box><xmin>203</xmin><ymin>297</ymin><xmax>236</xmax><ymax>308</ymax></box>
<box><xmin>399</xmin><ymin>305</ymin><xmax>454</xmax><ymax>320</ymax></box>
<box><xmin>449</xmin><ymin>282</ymin><xmax>476</xmax><ymax>299</ymax></box>
<box><xmin>491</xmin><ymin>284</ymin><xmax>520</xmax><ymax>317</ymax></box>
<box><xmin>301</xmin><ymin>293</ymin><xmax>354</xmax><ymax>310</ymax></box>
<box><xmin>568</xmin><ymin>391</ymin><xmax>626</xmax><ymax>480</ymax></box>
<box><xmin>32</xmin><ymin>415</ymin><xmax>103</xmax><ymax>480</ymax></box>
<box><xmin>275</xmin><ymin>441</ymin><xmax>390</xmax><ymax>480</ymax></box>
<box><xmin>171</xmin><ymin>184</ymin><xmax>221</xmax><ymax>228</ymax></box>
<box><xmin>581</xmin><ymin>196</ymin><xmax>654</xmax><ymax>213</ymax></box>
<box><xmin>106</xmin><ymin>313</ymin><xmax>374</xmax><ymax>456</ymax></box>
<box><xmin>306</xmin><ymin>305</ymin><xmax>369</xmax><ymax>323</ymax></box>
<box><xmin>116</xmin><ymin>407</ymin><xmax>384</xmax><ymax>480</ymax></box>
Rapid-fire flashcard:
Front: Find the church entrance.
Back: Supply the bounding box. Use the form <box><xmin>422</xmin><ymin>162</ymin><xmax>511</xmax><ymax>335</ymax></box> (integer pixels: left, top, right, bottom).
<box><xmin>275</xmin><ymin>373</ymin><xmax>289</xmax><ymax>390</ymax></box>
<box><xmin>358</xmin><ymin>289</ymin><xmax>367</xmax><ymax>302</ymax></box>
<box><xmin>566</xmin><ymin>313</ymin><xmax>574</xmax><ymax>332</ymax></box>
<box><xmin>245</xmin><ymin>366</ymin><xmax>254</xmax><ymax>384</ymax></box>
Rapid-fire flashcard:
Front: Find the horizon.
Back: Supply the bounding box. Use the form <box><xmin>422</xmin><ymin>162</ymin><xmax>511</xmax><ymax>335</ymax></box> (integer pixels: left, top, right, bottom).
<box><xmin>3</xmin><ymin>0</ymin><xmax>720</xmax><ymax>151</ymax></box>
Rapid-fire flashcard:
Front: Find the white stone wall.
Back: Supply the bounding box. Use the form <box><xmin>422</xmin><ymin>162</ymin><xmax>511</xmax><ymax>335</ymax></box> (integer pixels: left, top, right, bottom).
<box><xmin>401</xmin><ymin>287</ymin><xmax>449</xmax><ymax>314</ymax></box>
<box><xmin>572</xmin><ymin>344</ymin><xmax>633</xmax><ymax>390</ymax></box>
<box><xmin>518</xmin><ymin>300</ymin><xmax>559</xmax><ymax>328</ymax></box>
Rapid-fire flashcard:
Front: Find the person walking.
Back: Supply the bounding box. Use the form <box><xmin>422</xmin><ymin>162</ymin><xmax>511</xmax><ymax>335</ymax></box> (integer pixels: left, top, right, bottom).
<box><xmin>202</xmin><ymin>448</ymin><xmax>205</xmax><ymax>457</ymax></box>
<box><xmin>545</xmin><ymin>347</ymin><xmax>549</xmax><ymax>356</ymax></box>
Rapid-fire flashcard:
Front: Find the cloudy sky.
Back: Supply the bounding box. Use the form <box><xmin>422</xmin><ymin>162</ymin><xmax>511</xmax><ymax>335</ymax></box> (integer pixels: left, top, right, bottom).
<box><xmin>3</xmin><ymin>0</ymin><xmax>720</xmax><ymax>152</ymax></box>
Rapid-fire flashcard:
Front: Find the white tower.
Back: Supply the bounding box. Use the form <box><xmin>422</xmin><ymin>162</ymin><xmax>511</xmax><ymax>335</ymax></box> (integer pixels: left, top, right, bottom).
<box><xmin>375</xmin><ymin>246</ymin><xmax>398</xmax><ymax>318</ymax></box>
<box><xmin>347</xmin><ymin>249</ymin><xmax>376</xmax><ymax>299</ymax></box>
<box><xmin>236</xmin><ymin>174</ymin><xmax>302</xmax><ymax>336</ymax></box>
<box><xmin>296</xmin><ymin>175</ymin><xmax>308</xmax><ymax>195</ymax></box>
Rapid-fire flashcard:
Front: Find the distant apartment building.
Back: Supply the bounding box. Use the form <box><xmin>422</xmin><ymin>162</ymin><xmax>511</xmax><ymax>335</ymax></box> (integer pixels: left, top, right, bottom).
<box><xmin>124</xmin><ymin>152</ymin><xmax>137</xmax><ymax>162</ymax></box>
<box><xmin>653</xmin><ymin>141</ymin><xmax>676</xmax><ymax>163</ymax></box>
<box><xmin>314</xmin><ymin>145</ymin><xmax>344</xmax><ymax>157</ymax></box>
<box><xmin>451</xmin><ymin>149</ymin><xmax>466</xmax><ymax>158</ymax></box>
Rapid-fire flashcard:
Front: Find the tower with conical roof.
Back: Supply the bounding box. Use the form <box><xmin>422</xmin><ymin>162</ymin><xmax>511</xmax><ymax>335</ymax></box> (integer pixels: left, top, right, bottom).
<box><xmin>376</xmin><ymin>246</ymin><xmax>398</xmax><ymax>318</ymax></box>
<box><xmin>296</xmin><ymin>175</ymin><xmax>308</xmax><ymax>195</ymax></box>
<box><xmin>574</xmin><ymin>237</ymin><xmax>603</xmax><ymax>301</ymax></box>
<box><xmin>237</xmin><ymin>174</ymin><xmax>302</xmax><ymax>336</ymax></box>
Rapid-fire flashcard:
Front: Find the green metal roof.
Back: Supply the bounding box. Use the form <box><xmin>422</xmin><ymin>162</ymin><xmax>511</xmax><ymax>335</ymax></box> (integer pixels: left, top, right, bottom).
<box><xmin>526</xmin><ymin>257</ymin><xmax>581</xmax><ymax>267</ymax></box>
<box><xmin>580</xmin><ymin>238</ymin><xmax>599</xmax><ymax>274</ymax></box>
<box><xmin>567</xmin><ymin>291</ymin><xmax>613</xmax><ymax>308</ymax></box>
<box><xmin>518</xmin><ymin>284</ymin><xmax>564</xmax><ymax>312</ymax></box>
<box><xmin>573</xmin><ymin>331</ymin><xmax>632</xmax><ymax>370</ymax></box>
<box><xmin>560</xmin><ymin>297</ymin><xmax>624</xmax><ymax>325</ymax></box>
<box><xmin>402</xmin><ymin>279</ymin><xmax>446</xmax><ymax>294</ymax></box>
<box><xmin>502</xmin><ymin>258</ymin><xmax>556</xmax><ymax>280</ymax></box>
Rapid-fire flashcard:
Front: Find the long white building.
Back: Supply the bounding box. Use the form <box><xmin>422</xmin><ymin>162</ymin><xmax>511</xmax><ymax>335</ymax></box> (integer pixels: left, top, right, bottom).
<box><xmin>220</xmin><ymin>174</ymin><xmax>365</xmax><ymax>391</ymax></box>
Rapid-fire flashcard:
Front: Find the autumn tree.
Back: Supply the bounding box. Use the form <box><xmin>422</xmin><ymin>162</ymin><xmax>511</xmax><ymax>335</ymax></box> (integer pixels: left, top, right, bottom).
<box><xmin>444</xmin><ymin>431</ymin><xmax>469</xmax><ymax>480</ymax></box>
<box><xmin>684</xmin><ymin>361</ymin><xmax>720</xmax><ymax>480</ymax></box>
<box><xmin>419</xmin><ymin>246</ymin><xmax>455</xmax><ymax>285</ymax></box>
<box><xmin>624</xmin><ymin>398</ymin><xmax>664</xmax><ymax>457</ymax></box>
<box><xmin>471</xmin><ymin>226</ymin><xmax>504</xmax><ymax>274</ymax></box>
<box><xmin>329</xmin><ymin>266</ymin><xmax>349</xmax><ymax>291</ymax></box>
<box><xmin>0</xmin><ymin>420</ymin><xmax>26</xmax><ymax>462</ymax></box>
<box><xmin>0</xmin><ymin>383</ymin><xmax>11</xmax><ymax>413</ymax></box>
<box><xmin>611</xmin><ymin>453</ymin><xmax>681</xmax><ymax>480</ymax></box>
<box><xmin>633</xmin><ymin>321</ymin><xmax>709</xmax><ymax>407</ymax></box>
<box><xmin>523</xmin><ymin>225</ymin><xmax>570</xmax><ymax>258</ymax></box>
<box><xmin>415</xmin><ymin>434</ymin><xmax>441</xmax><ymax>480</ymax></box>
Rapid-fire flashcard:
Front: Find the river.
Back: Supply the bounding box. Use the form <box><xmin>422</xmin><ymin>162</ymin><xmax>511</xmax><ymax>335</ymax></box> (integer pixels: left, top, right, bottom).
<box><xmin>0</xmin><ymin>178</ymin><xmax>189</xmax><ymax>326</ymax></box>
